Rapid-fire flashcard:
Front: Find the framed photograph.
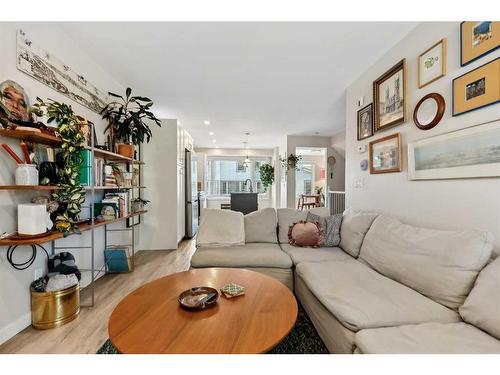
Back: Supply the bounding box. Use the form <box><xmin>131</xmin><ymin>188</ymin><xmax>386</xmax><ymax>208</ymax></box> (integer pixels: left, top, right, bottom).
<box><xmin>369</xmin><ymin>133</ymin><xmax>402</xmax><ymax>174</ymax></box>
<box><xmin>419</xmin><ymin>39</ymin><xmax>446</xmax><ymax>88</ymax></box>
<box><xmin>452</xmin><ymin>57</ymin><xmax>499</xmax><ymax>116</ymax></box>
<box><xmin>413</xmin><ymin>93</ymin><xmax>445</xmax><ymax>130</ymax></box>
<box><xmin>373</xmin><ymin>59</ymin><xmax>407</xmax><ymax>132</ymax></box>
<box><xmin>408</xmin><ymin>119</ymin><xmax>500</xmax><ymax>180</ymax></box>
<box><xmin>460</xmin><ymin>21</ymin><xmax>500</xmax><ymax>66</ymax></box>
<box><xmin>357</xmin><ymin>103</ymin><xmax>373</xmax><ymax>140</ymax></box>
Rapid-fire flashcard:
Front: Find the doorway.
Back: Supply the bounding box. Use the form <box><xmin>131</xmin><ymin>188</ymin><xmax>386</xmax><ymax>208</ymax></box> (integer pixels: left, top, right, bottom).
<box><xmin>295</xmin><ymin>147</ymin><xmax>327</xmax><ymax>209</ymax></box>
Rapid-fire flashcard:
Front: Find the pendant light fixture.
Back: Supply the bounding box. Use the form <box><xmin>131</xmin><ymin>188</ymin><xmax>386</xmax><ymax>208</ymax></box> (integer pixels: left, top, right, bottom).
<box><xmin>243</xmin><ymin>132</ymin><xmax>251</xmax><ymax>168</ymax></box>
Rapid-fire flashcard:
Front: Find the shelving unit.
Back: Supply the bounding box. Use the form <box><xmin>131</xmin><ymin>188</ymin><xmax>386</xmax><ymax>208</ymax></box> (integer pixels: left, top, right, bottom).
<box><xmin>0</xmin><ymin>125</ymin><xmax>146</xmax><ymax>307</ymax></box>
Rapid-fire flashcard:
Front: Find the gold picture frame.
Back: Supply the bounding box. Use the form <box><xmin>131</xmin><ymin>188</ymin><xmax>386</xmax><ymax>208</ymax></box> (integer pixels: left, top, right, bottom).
<box><xmin>369</xmin><ymin>133</ymin><xmax>402</xmax><ymax>174</ymax></box>
<box><xmin>373</xmin><ymin>59</ymin><xmax>407</xmax><ymax>132</ymax></box>
<box><xmin>460</xmin><ymin>21</ymin><xmax>500</xmax><ymax>66</ymax></box>
<box><xmin>418</xmin><ymin>39</ymin><xmax>446</xmax><ymax>88</ymax></box>
<box><xmin>452</xmin><ymin>57</ymin><xmax>500</xmax><ymax>116</ymax></box>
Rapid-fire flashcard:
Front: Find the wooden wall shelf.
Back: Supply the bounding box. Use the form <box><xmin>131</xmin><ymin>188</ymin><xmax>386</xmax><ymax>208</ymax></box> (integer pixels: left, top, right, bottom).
<box><xmin>0</xmin><ymin>129</ymin><xmax>143</xmax><ymax>164</ymax></box>
<box><xmin>0</xmin><ymin>211</ymin><xmax>147</xmax><ymax>247</ymax></box>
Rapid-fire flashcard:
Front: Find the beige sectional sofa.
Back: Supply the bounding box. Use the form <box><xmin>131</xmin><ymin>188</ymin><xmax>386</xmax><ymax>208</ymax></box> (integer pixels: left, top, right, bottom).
<box><xmin>190</xmin><ymin>207</ymin><xmax>500</xmax><ymax>354</ymax></box>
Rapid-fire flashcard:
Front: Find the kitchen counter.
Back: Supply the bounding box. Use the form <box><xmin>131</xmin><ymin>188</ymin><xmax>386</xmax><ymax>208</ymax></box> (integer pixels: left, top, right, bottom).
<box><xmin>230</xmin><ymin>192</ymin><xmax>258</xmax><ymax>215</ymax></box>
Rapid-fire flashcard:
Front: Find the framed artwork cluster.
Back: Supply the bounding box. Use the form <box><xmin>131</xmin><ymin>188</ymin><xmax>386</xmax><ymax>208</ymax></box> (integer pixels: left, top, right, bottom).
<box><xmin>357</xmin><ymin>21</ymin><xmax>500</xmax><ymax>179</ymax></box>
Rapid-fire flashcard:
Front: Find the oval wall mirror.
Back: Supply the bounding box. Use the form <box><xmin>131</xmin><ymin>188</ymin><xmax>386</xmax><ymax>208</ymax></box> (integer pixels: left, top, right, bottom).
<box><xmin>413</xmin><ymin>93</ymin><xmax>445</xmax><ymax>130</ymax></box>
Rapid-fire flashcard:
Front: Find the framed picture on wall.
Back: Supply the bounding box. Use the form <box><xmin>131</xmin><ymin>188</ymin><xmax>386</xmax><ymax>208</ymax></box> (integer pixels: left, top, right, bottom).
<box><xmin>408</xmin><ymin>119</ymin><xmax>500</xmax><ymax>180</ymax></box>
<box><xmin>369</xmin><ymin>133</ymin><xmax>402</xmax><ymax>174</ymax></box>
<box><xmin>357</xmin><ymin>103</ymin><xmax>373</xmax><ymax>140</ymax></box>
<box><xmin>452</xmin><ymin>57</ymin><xmax>500</xmax><ymax>116</ymax></box>
<box><xmin>460</xmin><ymin>21</ymin><xmax>500</xmax><ymax>66</ymax></box>
<box><xmin>373</xmin><ymin>59</ymin><xmax>407</xmax><ymax>132</ymax></box>
<box><xmin>418</xmin><ymin>38</ymin><xmax>446</xmax><ymax>88</ymax></box>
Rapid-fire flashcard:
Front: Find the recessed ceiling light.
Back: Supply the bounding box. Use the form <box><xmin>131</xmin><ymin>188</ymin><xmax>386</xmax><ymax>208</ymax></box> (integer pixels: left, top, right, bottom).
<box><xmin>204</xmin><ymin>120</ymin><xmax>210</xmax><ymax>125</ymax></box>
<box><xmin>212</xmin><ymin>139</ymin><xmax>217</xmax><ymax>143</ymax></box>
<box><xmin>209</xmin><ymin>131</ymin><xmax>215</xmax><ymax>136</ymax></box>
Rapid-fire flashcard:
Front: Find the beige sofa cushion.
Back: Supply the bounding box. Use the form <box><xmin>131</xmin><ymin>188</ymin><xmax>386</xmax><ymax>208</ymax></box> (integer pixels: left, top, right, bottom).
<box><xmin>359</xmin><ymin>215</ymin><xmax>493</xmax><ymax>310</ymax></box>
<box><xmin>339</xmin><ymin>210</ymin><xmax>378</xmax><ymax>257</ymax></box>
<box><xmin>196</xmin><ymin>208</ymin><xmax>245</xmax><ymax>247</ymax></box>
<box><xmin>460</xmin><ymin>257</ymin><xmax>500</xmax><ymax>340</ymax></box>
<box><xmin>277</xmin><ymin>208</ymin><xmax>329</xmax><ymax>243</ymax></box>
<box><xmin>295</xmin><ymin>260</ymin><xmax>459</xmax><ymax>332</ymax></box>
<box><xmin>355</xmin><ymin>322</ymin><xmax>500</xmax><ymax>354</ymax></box>
<box><xmin>244</xmin><ymin>208</ymin><xmax>278</xmax><ymax>243</ymax></box>
<box><xmin>191</xmin><ymin>243</ymin><xmax>292</xmax><ymax>269</ymax></box>
<box><xmin>280</xmin><ymin>243</ymin><xmax>353</xmax><ymax>265</ymax></box>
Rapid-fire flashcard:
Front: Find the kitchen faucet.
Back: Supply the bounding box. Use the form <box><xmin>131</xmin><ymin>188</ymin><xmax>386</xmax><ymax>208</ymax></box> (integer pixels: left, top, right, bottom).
<box><xmin>244</xmin><ymin>179</ymin><xmax>253</xmax><ymax>192</ymax></box>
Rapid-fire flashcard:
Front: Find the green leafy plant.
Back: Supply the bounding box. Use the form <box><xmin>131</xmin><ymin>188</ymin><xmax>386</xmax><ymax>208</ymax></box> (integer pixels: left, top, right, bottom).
<box><xmin>32</xmin><ymin>98</ymin><xmax>86</xmax><ymax>236</ymax></box>
<box><xmin>280</xmin><ymin>153</ymin><xmax>302</xmax><ymax>171</ymax></box>
<box><xmin>0</xmin><ymin>91</ymin><xmax>11</xmax><ymax>129</ymax></box>
<box><xmin>100</xmin><ymin>87</ymin><xmax>161</xmax><ymax>145</ymax></box>
<box><xmin>259</xmin><ymin>163</ymin><xmax>275</xmax><ymax>191</ymax></box>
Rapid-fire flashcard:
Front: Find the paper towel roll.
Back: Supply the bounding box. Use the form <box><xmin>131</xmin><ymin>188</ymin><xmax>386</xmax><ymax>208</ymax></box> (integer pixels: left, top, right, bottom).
<box><xmin>18</xmin><ymin>204</ymin><xmax>48</xmax><ymax>235</ymax></box>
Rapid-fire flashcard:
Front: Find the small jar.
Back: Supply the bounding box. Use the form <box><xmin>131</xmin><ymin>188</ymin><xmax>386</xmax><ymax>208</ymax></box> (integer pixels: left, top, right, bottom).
<box><xmin>16</xmin><ymin>164</ymin><xmax>39</xmax><ymax>186</ymax></box>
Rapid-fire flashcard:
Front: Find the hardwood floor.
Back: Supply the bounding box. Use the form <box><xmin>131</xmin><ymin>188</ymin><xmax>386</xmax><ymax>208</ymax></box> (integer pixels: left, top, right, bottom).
<box><xmin>0</xmin><ymin>239</ymin><xmax>196</xmax><ymax>354</ymax></box>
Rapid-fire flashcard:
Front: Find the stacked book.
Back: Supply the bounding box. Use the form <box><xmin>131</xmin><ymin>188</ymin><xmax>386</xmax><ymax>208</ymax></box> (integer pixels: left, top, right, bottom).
<box><xmin>94</xmin><ymin>158</ymin><xmax>105</xmax><ymax>186</ymax></box>
<box><xmin>78</xmin><ymin>149</ymin><xmax>92</xmax><ymax>186</ymax></box>
<box><xmin>102</xmin><ymin>191</ymin><xmax>130</xmax><ymax>218</ymax></box>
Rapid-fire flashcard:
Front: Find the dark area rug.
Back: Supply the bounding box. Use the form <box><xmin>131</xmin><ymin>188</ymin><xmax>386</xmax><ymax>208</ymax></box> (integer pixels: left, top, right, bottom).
<box><xmin>97</xmin><ymin>304</ymin><xmax>328</xmax><ymax>354</ymax></box>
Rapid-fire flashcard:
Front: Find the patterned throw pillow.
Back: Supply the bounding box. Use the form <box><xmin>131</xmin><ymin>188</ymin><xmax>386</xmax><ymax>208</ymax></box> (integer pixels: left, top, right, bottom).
<box><xmin>307</xmin><ymin>212</ymin><xmax>343</xmax><ymax>247</ymax></box>
<box><xmin>288</xmin><ymin>221</ymin><xmax>323</xmax><ymax>247</ymax></box>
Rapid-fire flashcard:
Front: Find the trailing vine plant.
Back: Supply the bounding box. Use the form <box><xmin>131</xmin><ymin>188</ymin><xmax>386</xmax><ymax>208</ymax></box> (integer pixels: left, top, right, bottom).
<box><xmin>259</xmin><ymin>163</ymin><xmax>275</xmax><ymax>191</ymax></box>
<box><xmin>32</xmin><ymin>98</ymin><xmax>86</xmax><ymax>236</ymax></box>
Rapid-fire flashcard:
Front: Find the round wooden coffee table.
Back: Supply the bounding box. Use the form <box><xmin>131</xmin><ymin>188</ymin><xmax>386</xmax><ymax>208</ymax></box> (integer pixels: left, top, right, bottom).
<box><xmin>108</xmin><ymin>268</ymin><xmax>298</xmax><ymax>353</ymax></box>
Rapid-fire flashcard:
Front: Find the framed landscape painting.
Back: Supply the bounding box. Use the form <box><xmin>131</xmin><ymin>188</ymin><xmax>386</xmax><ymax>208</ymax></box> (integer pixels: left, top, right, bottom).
<box><xmin>357</xmin><ymin>103</ymin><xmax>373</xmax><ymax>140</ymax></box>
<box><xmin>369</xmin><ymin>133</ymin><xmax>402</xmax><ymax>174</ymax></box>
<box><xmin>460</xmin><ymin>21</ymin><xmax>500</xmax><ymax>66</ymax></box>
<box><xmin>419</xmin><ymin>39</ymin><xmax>446</xmax><ymax>88</ymax></box>
<box><xmin>373</xmin><ymin>59</ymin><xmax>407</xmax><ymax>132</ymax></box>
<box><xmin>452</xmin><ymin>57</ymin><xmax>500</xmax><ymax>116</ymax></box>
<box><xmin>408</xmin><ymin>119</ymin><xmax>500</xmax><ymax>180</ymax></box>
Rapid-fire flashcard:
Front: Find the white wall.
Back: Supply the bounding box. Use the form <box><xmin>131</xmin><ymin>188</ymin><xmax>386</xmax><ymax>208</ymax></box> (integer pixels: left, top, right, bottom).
<box><xmin>140</xmin><ymin>119</ymin><xmax>179</xmax><ymax>251</ymax></box>
<box><xmin>345</xmin><ymin>22</ymin><xmax>500</xmax><ymax>255</ymax></box>
<box><xmin>286</xmin><ymin>135</ymin><xmax>345</xmax><ymax>208</ymax></box>
<box><xmin>0</xmin><ymin>23</ymin><xmax>125</xmax><ymax>344</ymax></box>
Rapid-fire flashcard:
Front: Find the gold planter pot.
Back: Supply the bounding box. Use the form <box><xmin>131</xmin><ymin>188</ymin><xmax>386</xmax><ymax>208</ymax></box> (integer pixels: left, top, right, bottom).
<box><xmin>31</xmin><ymin>284</ymin><xmax>80</xmax><ymax>330</ymax></box>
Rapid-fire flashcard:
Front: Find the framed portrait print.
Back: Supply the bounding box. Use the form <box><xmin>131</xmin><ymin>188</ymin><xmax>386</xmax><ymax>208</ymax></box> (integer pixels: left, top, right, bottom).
<box><xmin>373</xmin><ymin>59</ymin><xmax>407</xmax><ymax>132</ymax></box>
<box><xmin>452</xmin><ymin>57</ymin><xmax>499</xmax><ymax>116</ymax></box>
<box><xmin>419</xmin><ymin>39</ymin><xmax>446</xmax><ymax>88</ymax></box>
<box><xmin>408</xmin><ymin>119</ymin><xmax>500</xmax><ymax>180</ymax></box>
<box><xmin>460</xmin><ymin>21</ymin><xmax>500</xmax><ymax>66</ymax></box>
<box><xmin>357</xmin><ymin>103</ymin><xmax>373</xmax><ymax>140</ymax></box>
<box><xmin>369</xmin><ymin>133</ymin><xmax>402</xmax><ymax>174</ymax></box>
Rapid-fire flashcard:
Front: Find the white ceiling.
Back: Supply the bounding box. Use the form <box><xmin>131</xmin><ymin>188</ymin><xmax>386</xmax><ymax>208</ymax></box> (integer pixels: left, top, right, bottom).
<box><xmin>60</xmin><ymin>22</ymin><xmax>417</xmax><ymax>148</ymax></box>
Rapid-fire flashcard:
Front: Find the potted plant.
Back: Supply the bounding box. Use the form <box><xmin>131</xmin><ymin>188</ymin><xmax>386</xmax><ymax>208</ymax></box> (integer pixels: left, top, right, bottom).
<box><xmin>280</xmin><ymin>153</ymin><xmax>302</xmax><ymax>171</ymax></box>
<box><xmin>259</xmin><ymin>163</ymin><xmax>275</xmax><ymax>191</ymax></box>
<box><xmin>31</xmin><ymin>98</ymin><xmax>86</xmax><ymax>235</ymax></box>
<box><xmin>100</xmin><ymin>87</ymin><xmax>161</xmax><ymax>157</ymax></box>
<box><xmin>132</xmin><ymin>198</ymin><xmax>150</xmax><ymax>213</ymax></box>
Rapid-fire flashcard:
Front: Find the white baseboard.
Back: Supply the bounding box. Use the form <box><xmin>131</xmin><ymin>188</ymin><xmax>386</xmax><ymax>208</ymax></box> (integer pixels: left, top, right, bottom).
<box><xmin>0</xmin><ymin>312</ymin><xmax>31</xmax><ymax>346</ymax></box>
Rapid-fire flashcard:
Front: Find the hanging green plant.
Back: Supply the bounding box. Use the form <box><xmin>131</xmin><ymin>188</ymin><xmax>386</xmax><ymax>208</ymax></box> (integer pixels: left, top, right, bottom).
<box><xmin>0</xmin><ymin>91</ymin><xmax>11</xmax><ymax>129</ymax></box>
<box><xmin>280</xmin><ymin>153</ymin><xmax>302</xmax><ymax>171</ymax></box>
<box><xmin>31</xmin><ymin>98</ymin><xmax>86</xmax><ymax>236</ymax></box>
<box><xmin>259</xmin><ymin>163</ymin><xmax>275</xmax><ymax>191</ymax></box>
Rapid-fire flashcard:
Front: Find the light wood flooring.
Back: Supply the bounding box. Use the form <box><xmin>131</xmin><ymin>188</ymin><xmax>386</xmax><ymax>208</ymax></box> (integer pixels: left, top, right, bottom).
<box><xmin>0</xmin><ymin>239</ymin><xmax>196</xmax><ymax>354</ymax></box>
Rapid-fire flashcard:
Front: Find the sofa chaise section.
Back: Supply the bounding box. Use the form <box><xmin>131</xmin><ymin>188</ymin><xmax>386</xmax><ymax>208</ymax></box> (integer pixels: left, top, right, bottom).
<box><xmin>355</xmin><ymin>322</ymin><xmax>500</xmax><ymax>354</ymax></box>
